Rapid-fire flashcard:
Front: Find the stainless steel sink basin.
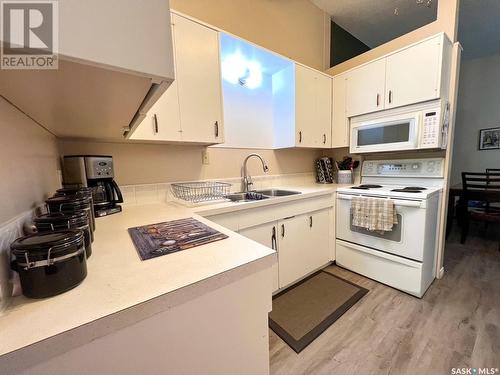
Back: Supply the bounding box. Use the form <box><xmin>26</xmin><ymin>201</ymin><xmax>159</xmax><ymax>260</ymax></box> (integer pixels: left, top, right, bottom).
<box><xmin>226</xmin><ymin>192</ymin><xmax>269</xmax><ymax>202</ymax></box>
<box><xmin>255</xmin><ymin>189</ymin><xmax>302</xmax><ymax>197</ymax></box>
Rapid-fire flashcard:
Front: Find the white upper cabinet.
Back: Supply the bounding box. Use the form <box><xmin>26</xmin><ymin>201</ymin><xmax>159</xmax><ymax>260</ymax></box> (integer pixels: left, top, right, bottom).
<box><xmin>172</xmin><ymin>14</ymin><xmax>223</xmax><ymax>143</ymax></box>
<box><xmin>59</xmin><ymin>0</ymin><xmax>174</xmax><ymax>80</ymax></box>
<box><xmin>295</xmin><ymin>64</ymin><xmax>332</xmax><ymax>148</ymax></box>
<box><xmin>129</xmin><ymin>81</ymin><xmax>182</xmax><ymax>141</ymax></box>
<box><xmin>129</xmin><ymin>13</ymin><xmax>224</xmax><ymax>144</ymax></box>
<box><xmin>341</xmin><ymin>33</ymin><xmax>452</xmax><ymax>119</ymax></box>
<box><xmin>332</xmin><ymin>73</ymin><xmax>349</xmax><ymax>148</ymax></box>
<box><xmin>385</xmin><ymin>34</ymin><xmax>450</xmax><ymax>109</ymax></box>
<box><xmin>346</xmin><ymin>59</ymin><xmax>386</xmax><ymax>117</ymax></box>
<box><xmin>0</xmin><ymin>0</ymin><xmax>175</xmax><ymax>141</ymax></box>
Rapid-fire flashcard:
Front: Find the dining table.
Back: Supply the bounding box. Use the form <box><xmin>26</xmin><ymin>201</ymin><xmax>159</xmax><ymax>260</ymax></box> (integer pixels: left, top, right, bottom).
<box><xmin>446</xmin><ymin>182</ymin><xmax>500</xmax><ymax>237</ymax></box>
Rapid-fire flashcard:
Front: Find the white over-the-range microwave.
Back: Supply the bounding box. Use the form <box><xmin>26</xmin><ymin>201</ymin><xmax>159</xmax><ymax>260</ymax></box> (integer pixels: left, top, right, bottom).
<box><xmin>350</xmin><ymin>100</ymin><xmax>450</xmax><ymax>154</ymax></box>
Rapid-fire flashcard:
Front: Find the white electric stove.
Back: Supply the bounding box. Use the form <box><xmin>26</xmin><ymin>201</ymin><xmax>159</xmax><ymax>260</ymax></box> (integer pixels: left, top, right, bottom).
<box><xmin>335</xmin><ymin>158</ymin><xmax>444</xmax><ymax>298</ymax></box>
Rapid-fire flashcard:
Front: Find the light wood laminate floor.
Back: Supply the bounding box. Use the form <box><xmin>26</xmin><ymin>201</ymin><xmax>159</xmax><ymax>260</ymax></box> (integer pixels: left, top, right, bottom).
<box><xmin>269</xmin><ymin>223</ymin><xmax>500</xmax><ymax>375</ymax></box>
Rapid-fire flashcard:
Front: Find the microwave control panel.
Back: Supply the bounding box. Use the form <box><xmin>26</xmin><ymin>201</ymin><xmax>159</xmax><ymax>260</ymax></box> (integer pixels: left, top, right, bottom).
<box><xmin>420</xmin><ymin>108</ymin><xmax>441</xmax><ymax>148</ymax></box>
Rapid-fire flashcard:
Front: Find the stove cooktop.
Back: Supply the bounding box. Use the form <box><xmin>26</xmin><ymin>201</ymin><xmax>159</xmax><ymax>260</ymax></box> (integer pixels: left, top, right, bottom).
<box><xmin>338</xmin><ymin>184</ymin><xmax>441</xmax><ymax>200</ymax></box>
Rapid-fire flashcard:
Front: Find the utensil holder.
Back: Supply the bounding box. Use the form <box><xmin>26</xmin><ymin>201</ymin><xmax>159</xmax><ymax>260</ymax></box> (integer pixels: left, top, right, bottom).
<box><xmin>336</xmin><ymin>170</ymin><xmax>353</xmax><ymax>184</ymax></box>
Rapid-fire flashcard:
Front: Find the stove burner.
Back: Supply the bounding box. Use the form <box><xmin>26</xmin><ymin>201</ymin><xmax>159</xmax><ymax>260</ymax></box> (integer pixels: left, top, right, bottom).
<box><xmin>391</xmin><ymin>189</ymin><xmax>422</xmax><ymax>193</ymax></box>
<box><xmin>350</xmin><ymin>184</ymin><xmax>383</xmax><ymax>190</ymax></box>
<box><xmin>403</xmin><ymin>186</ymin><xmax>427</xmax><ymax>190</ymax></box>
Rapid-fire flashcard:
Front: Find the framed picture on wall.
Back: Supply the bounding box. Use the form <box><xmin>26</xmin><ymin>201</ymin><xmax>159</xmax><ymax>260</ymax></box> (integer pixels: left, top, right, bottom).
<box><xmin>479</xmin><ymin>127</ymin><xmax>500</xmax><ymax>150</ymax></box>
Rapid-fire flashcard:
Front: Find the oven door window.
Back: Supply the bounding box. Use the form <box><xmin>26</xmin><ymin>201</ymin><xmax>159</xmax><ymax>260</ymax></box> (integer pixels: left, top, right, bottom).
<box><xmin>357</xmin><ymin>122</ymin><xmax>411</xmax><ymax>146</ymax></box>
<box><xmin>350</xmin><ymin>213</ymin><xmax>403</xmax><ymax>242</ymax></box>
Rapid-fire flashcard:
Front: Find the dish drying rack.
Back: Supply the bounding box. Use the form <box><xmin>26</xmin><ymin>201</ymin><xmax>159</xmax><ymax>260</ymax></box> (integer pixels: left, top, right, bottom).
<box><xmin>170</xmin><ymin>181</ymin><xmax>232</xmax><ymax>205</ymax></box>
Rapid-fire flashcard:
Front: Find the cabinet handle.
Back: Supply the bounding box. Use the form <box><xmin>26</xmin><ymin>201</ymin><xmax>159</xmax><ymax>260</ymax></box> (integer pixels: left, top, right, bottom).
<box><xmin>214</xmin><ymin>121</ymin><xmax>219</xmax><ymax>137</ymax></box>
<box><xmin>271</xmin><ymin>226</ymin><xmax>277</xmax><ymax>250</ymax></box>
<box><xmin>388</xmin><ymin>90</ymin><xmax>392</xmax><ymax>104</ymax></box>
<box><xmin>299</xmin><ymin>131</ymin><xmax>302</xmax><ymax>143</ymax></box>
<box><xmin>323</xmin><ymin>134</ymin><xmax>326</xmax><ymax>144</ymax></box>
<box><xmin>153</xmin><ymin>114</ymin><xmax>159</xmax><ymax>134</ymax></box>
<box><xmin>309</xmin><ymin>216</ymin><xmax>313</xmax><ymax>228</ymax></box>
<box><xmin>376</xmin><ymin>93</ymin><xmax>380</xmax><ymax>107</ymax></box>
<box><xmin>281</xmin><ymin>224</ymin><xmax>285</xmax><ymax>238</ymax></box>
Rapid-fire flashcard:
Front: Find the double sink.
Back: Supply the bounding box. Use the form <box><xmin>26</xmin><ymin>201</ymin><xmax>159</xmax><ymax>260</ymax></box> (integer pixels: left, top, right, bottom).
<box><xmin>226</xmin><ymin>189</ymin><xmax>301</xmax><ymax>203</ymax></box>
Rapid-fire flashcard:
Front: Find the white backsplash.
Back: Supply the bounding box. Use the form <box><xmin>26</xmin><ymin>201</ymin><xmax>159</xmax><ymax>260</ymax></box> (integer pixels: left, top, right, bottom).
<box><xmin>121</xmin><ymin>172</ymin><xmax>316</xmax><ymax>206</ymax></box>
<box><xmin>0</xmin><ymin>209</ymin><xmax>37</xmax><ymax>311</ymax></box>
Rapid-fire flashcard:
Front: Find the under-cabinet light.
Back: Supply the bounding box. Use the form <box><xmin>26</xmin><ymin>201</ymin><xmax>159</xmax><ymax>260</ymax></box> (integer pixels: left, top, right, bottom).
<box><xmin>221</xmin><ymin>50</ymin><xmax>262</xmax><ymax>89</ymax></box>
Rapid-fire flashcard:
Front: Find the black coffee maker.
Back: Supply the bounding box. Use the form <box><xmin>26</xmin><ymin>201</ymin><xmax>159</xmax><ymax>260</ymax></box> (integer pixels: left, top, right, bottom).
<box><xmin>62</xmin><ymin>155</ymin><xmax>123</xmax><ymax>217</ymax></box>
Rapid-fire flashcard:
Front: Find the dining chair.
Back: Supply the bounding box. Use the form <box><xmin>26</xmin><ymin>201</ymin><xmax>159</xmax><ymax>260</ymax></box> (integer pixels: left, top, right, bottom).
<box><xmin>460</xmin><ymin>172</ymin><xmax>500</xmax><ymax>250</ymax></box>
<box><xmin>484</xmin><ymin>169</ymin><xmax>500</xmax><ymax>215</ymax></box>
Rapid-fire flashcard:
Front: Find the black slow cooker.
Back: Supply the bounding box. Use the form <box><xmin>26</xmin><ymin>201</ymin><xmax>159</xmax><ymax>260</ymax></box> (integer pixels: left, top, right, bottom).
<box><xmin>45</xmin><ymin>195</ymin><xmax>95</xmax><ymax>233</ymax></box>
<box><xmin>11</xmin><ymin>231</ymin><xmax>87</xmax><ymax>299</ymax></box>
<box><xmin>34</xmin><ymin>211</ymin><xmax>93</xmax><ymax>258</ymax></box>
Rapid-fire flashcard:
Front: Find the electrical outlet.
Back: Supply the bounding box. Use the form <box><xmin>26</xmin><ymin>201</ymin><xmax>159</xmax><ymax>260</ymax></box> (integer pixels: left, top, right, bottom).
<box><xmin>202</xmin><ymin>150</ymin><xmax>210</xmax><ymax>165</ymax></box>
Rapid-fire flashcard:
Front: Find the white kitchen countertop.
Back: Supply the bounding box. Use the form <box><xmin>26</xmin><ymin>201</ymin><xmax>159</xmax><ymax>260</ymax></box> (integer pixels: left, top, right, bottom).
<box><xmin>0</xmin><ymin>183</ymin><xmax>341</xmax><ymax>360</ymax></box>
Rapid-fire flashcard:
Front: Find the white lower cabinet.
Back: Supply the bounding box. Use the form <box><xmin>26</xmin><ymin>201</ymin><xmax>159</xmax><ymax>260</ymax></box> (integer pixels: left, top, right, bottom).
<box><xmin>239</xmin><ymin>222</ymin><xmax>279</xmax><ymax>292</ymax></box>
<box><xmin>278</xmin><ymin>210</ymin><xmax>331</xmax><ymax>288</ymax></box>
<box><xmin>277</xmin><ymin>215</ymin><xmax>310</xmax><ymax>288</ymax></box>
<box><xmin>233</xmin><ymin>207</ymin><xmax>332</xmax><ymax>292</ymax></box>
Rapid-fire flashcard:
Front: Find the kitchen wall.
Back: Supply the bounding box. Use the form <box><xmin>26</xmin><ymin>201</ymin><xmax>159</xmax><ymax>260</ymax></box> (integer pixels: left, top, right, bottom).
<box><xmin>450</xmin><ymin>53</ymin><xmax>500</xmax><ymax>184</ymax></box>
<box><xmin>170</xmin><ymin>0</ymin><xmax>331</xmax><ymax>71</ymax></box>
<box><xmin>0</xmin><ymin>96</ymin><xmax>60</xmax><ymax>306</ymax></box>
<box><xmin>0</xmin><ymin>97</ymin><xmax>60</xmax><ymax>225</ymax></box>
<box><xmin>58</xmin><ymin>140</ymin><xmax>322</xmax><ymax>185</ymax></box>
<box><xmin>330</xmin><ymin>22</ymin><xmax>370</xmax><ymax>67</ymax></box>
<box><xmin>326</xmin><ymin>0</ymin><xmax>459</xmax><ymax>75</ymax></box>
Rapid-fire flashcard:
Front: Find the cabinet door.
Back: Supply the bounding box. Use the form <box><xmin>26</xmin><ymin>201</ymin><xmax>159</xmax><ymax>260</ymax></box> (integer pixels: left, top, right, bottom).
<box><xmin>295</xmin><ymin>65</ymin><xmax>332</xmax><ymax>148</ymax></box>
<box><xmin>305</xmin><ymin>209</ymin><xmax>331</xmax><ymax>273</ymax></box>
<box><xmin>346</xmin><ymin>59</ymin><xmax>386</xmax><ymax>117</ymax></box>
<box><xmin>277</xmin><ymin>215</ymin><xmax>310</xmax><ymax>288</ymax></box>
<box><xmin>332</xmin><ymin>73</ymin><xmax>349</xmax><ymax>148</ymax></box>
<box><xmin>316</xmin><ymin>73</ymin><xmax>333</xmax><ymax>148</ymax></box>
<box><xmin>295</xmin><ymin>65</ymin><xmax>318</xmax><ymax>147</ymax></box>
<box><xmin>239</xmin><ymin>222</ymin><xmax>279</xmax><ymax>292</ymax></box>
<box><xmin>385</xmin><ymin>36</ymin><xmax>443</xmax><ymax>109</ymax></box>
<box><xmin>129</xmin><ymin>81</ymin><xmax>182</xmax><ymax>141</ymax></box>
<box><xmin>172</xmin><ymin>14</ymin><xmax>223</xmax><ymax>143</ymax></box>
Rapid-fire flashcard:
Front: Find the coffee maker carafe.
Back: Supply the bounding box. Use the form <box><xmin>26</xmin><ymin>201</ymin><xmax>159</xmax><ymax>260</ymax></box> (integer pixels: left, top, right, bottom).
<box><xmin>62</xmin><ymin>156</ymin><xmax>123</xmax><ymax>217</ymax></box>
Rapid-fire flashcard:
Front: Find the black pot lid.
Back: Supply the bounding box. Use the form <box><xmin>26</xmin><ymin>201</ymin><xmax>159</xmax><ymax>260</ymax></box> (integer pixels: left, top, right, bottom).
<box><xmin>54</xmin><ymin>187</ymin><xmax>93</xmax><ymax>198</ymax></box>
<box><xmin>57</xmin><ymin>187</ymin><xmax>92</xmax><ymax>193</ymax></box>
<box><xmin>34</xmin><ymin>211</ymin><xmax>88</xmax><ymax>226</ymax></box>
<box><xmin>46</xmin><ymin>195</ymin><xmax>91</xmax><ymax>205</ymax></box>
<box><xmin>11</xmin><ymin>230</ymin><xmax>83</xmax><ymax>255</ymax></box>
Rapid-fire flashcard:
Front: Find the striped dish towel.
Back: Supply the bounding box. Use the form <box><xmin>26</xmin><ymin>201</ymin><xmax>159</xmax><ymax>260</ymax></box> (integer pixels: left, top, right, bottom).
<box><xmin>351</xmin><ymin>197</ymin><xmax>398</xmax><ymax>232</ymax></box>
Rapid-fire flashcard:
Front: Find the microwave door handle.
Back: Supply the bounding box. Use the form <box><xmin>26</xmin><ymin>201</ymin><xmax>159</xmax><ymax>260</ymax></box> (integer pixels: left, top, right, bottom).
<box><xmin>110</xmin><ymin>179</ymin><xmax>124</xmax><ymax>203</ymax></box>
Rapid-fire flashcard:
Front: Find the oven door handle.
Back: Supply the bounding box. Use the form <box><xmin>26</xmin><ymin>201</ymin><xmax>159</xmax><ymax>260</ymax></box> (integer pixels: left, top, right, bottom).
<box><xmin>337</xmin><ymin>193</ymin><xmax>425</xmax><ymax>208</ymax></box>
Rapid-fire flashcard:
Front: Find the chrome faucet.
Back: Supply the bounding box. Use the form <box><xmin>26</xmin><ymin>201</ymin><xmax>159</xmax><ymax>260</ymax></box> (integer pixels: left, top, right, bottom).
<box><xmin>242</xmin><ymin>153</ymin><xmax>269</xmax><ymax>192</ymax></box>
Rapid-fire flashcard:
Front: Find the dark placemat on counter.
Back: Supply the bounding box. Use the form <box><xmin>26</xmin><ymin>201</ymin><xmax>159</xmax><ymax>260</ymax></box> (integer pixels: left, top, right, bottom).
<box><xmin>128</xmin><ymin>217</ymin><xmax>228</xmax><ymax>260</ymax></box>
